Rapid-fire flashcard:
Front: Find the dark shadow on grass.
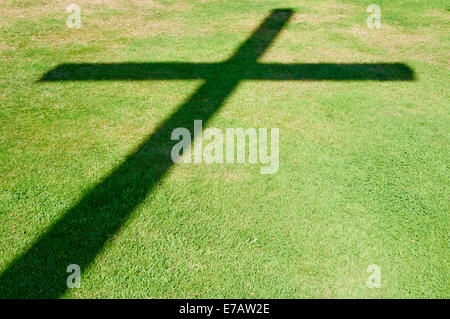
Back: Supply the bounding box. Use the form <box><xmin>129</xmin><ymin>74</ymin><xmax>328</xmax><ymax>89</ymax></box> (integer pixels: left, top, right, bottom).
<box><xmin>39</xmin><ymin>62</ymin><xmax>415</xmax><ymax>81</ymax></box>
<box><xmin>0</xmin><ymin>8</ymin><xmax>415</xmax><ymax>298</ymax></box>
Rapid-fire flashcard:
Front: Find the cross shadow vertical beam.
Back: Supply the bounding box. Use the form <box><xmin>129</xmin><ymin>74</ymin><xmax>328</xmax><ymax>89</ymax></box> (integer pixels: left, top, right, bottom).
<box><xmin>0</xmin><ymin>9</ymin><xmax>294</xmax><ymax>298</ymax></box>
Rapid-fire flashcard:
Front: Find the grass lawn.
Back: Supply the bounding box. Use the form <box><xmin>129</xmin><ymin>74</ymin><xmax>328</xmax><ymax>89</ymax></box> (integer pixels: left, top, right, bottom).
<box><xmin>0</xmin><ymin>0</ymin><xmax>448</xmax><ymax>298</ymax></box>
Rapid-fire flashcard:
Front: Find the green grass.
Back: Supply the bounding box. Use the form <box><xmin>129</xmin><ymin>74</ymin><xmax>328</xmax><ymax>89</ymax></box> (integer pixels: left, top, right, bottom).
<box><xmin>0</xmin><ymin>0</ymin><xmax>448</xmax><ymax>298</ymax></box>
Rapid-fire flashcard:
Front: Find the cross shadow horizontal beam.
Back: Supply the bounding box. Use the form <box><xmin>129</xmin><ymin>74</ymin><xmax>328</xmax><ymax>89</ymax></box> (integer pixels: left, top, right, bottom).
<box><xmin>39</xmin><ymin>62</ymin><xmax>415</xmax><ymax>81</ymax></box>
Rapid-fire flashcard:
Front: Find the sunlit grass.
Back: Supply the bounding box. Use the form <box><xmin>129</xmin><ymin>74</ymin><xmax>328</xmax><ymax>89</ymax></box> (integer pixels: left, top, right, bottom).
<box><xmin>0</xmin><ymin>0</ymin><xmax>448</xmax><ymax>298</ymax></box>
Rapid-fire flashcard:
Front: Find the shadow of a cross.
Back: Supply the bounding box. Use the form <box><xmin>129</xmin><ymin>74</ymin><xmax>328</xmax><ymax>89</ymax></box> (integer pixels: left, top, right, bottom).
<box><xmin>0</xmin><ymin>9</ymin><xmax>414</xmax><ymax>298</ymax></box>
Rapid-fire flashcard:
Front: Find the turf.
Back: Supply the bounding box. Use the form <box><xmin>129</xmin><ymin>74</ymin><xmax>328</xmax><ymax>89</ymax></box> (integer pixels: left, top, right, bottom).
<box><xmin>0</xmin><ymin>0</ymin><xmax>448</xmax><ymax>298</ymax></box>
